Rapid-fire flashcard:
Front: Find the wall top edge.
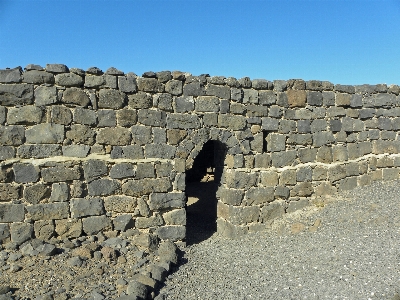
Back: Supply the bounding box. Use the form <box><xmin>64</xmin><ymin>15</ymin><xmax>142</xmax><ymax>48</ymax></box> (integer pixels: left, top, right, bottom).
<box><xmin>0</xmin><ymin>64</ymin><xmax>397</xmax><ymax>89</ymax></box>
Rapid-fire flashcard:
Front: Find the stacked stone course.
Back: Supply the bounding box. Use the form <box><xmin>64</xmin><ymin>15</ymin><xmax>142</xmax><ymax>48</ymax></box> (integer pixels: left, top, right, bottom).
<box><xmin>0</xmin><ymin>63</ymin><xmax>399</xmax><ymax>247</ymax></box>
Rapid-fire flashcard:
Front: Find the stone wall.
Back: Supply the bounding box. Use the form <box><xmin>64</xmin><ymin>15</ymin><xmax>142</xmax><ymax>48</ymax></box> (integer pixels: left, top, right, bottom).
<box><xmin>1</xmin><ymin>63</ymin><xmax>399</xmax><ymax>247</ymax></box>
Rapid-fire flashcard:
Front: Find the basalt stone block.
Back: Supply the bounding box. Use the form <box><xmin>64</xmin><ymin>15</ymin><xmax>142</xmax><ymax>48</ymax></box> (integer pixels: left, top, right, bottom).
<box><xmin>259</xmin><ymin>171</ymin><xmax>279</xmax><ymax>186</ymax></box>
<box><xmin>87</xmin><ymin>179</ymin><xmax>120</xmax><ymax>196</ymax></box>
<box><xmin>167</xmin><ymin>113</ymin><xmax>201</xmax><ymax>129</ymax></box>
<box><xmin>82</xmin><ymin>215</ymin><xmax>112</xmax><ymax>235</ymax></box>
<box><xmin>217</xmin><ymin>188</ymin><xmax>244</xmax><ymax>205</ymax></box>
<box><xmin>298</xmin><ymin>148</ymin><xmax>317</xmax><ymax>163</ymax></box>
<box><xmin>165</xmin><ymin>79</ymin><xmax>183</xmax><ymax>95</ymax></box>
<box><xmin>244</xmin><ymin>187</ymin><xmax>274</xmax><ymax>205</ymax></box>
<box><xmin>252</xmin><ymin>79</ymin><xmax>271</xmax><ymax>90</ymax></box>
<box><xmin>328</xmin><ymin>165</ymin><xmax>346</xmax><ymax>182</ymax></box>
<box><xmin>286</xmin><ymin>90</ymin><xmax>306</xmax><ymax>108</ymax></box>
<box><xmin>312</xmin><ymin>131</ymin><xmax>335</xmax><ymax>147</ymax></box>
<box><xmin>174</xmin><ymin>96</ymin><xmax>194</xmax><ymax>113</ymax></box>
<box><xmin>260</xmin><ymin>200</ymin><xmax>285</xmax><ymax>222</ymax></box>
<box><xmin>17</xmin><ymin>144</ymin><xmax>61</xmax><ymax>159</ymax></box>
<box><xmin>372</xmin><ymin>140</ymin><xmax>400</xmax><ymax>154</ymax></box>
<box><xmin>183</xmin><ymin>82</ymin><xmax>205</xmax><ymax>97</ymax></box>
<box><xmin>13</xmin><ymin>163</ymin><xmax>39</xmax><ymax>183</ymax></box>
<box><xmin>110</xmin><ymin>145</ymin><xmax>144</xmax><ymax>160</ymax></box>
<box><xmin>243</xmin><ymin>89</ymin><xmax>258</xmax><ymax>103</ymax></box>
<box><xmin>316</xmin><ymin>146</ymin><xmax>333</xmax><ymax>163</ymax></box>
<box><xmin>225</xmin><ymin>171</ymin><xmax>258</xmax><ymax>189</ymax></box>
<box><xmin>218</xmin><ymin>202</ymin><xmax>259</xmax><ymax>225</ymax></box>
<box><xmin>137</xmin><ymin>78</ymin><xmax>161</xmax><ymax>92</ymax></box>
<box><xmin>118</xmin><ymin>75</ymin><xmax>137</xmax><ymax>93</ymax></box>
<box><xmin>0</xmin><ymin>203</ymin><xmax>24</xmax><ymax>222</ymax></box>
<box><xmin>290</xmin><ymin>182</ymin><xmax>313</xmax><ymax>197</ymax></box>
<box><xmin>287</xmin><ymin>134</ymin><xmax>313</xmax><ymax>145</ymax></box>
<box><xmin>55</xmin><ymin>73</ymin><xmax>83</xmax><ymax>87</ymax></box>
<box><xmin>33</xmin><ymin>220</ymin><xmax>55</xmax><ymax>240</ymax></box>
<box><xmin>148</xmin><ymin>193</ymin><xmax>185</xmax><ymax>210</ymax></box>
<box><xmin>128</xmin><ymin>91</ymin><xmax>152</xmax><ymax>109</ymax></box>
<box><xmin>62</xmin><ymin>87</ymin><xmax>90</xmax><ymax>107</ymax></box>
<box><xmin>97</xmin><ymin>127</ymin><xmax>131</xmax><ymax>145</ymax></box>
<box><xmin>162</xmin><ymin>208</ymin><xmax>186</xmax><ymax>226</ymax></box>
<box><xmin>112</xmin><ymin>214</ymin><xmax>134</xmax><ymax>232</ymax></box>
<box><xmin>337</xmin><ymin>177</ymin><xmax>358</xmax><ymax>192</ymax></box>
<box><xmin>35</xmin><ymin>85</ymin><xmax>57</xmax><ymax>106</ymax></box>
<box><xmin>276</xmin><ymin>93</ymin><xmax>289</xmax><ymax>108</ymax></box>
<box><xmin>136</xmin><ymin>214</ymin><xmax>163</xmax><ymax>229</ymax></box>
<box><xmin>0</xmin><ymin>125</ymin><xmax>24</xmax><ymax>145</ymax></box>
<box><xmin>82</xmin><ymin>155</ymin><xmax>106</xmax><ymax>176</ymax></box>
<box><xmin>195</xmin><ymin>96</ymin><xmax>220</xmax><ymax>112</ymax></box>
<box><xmin>335</xmin><ymin>93</ymin><xmax>351</xmax><ymax>107</ymax></box>
<box><xmin>279</xmin><ymin>169</ymin><xmax>296</xmax><ymax>185</ymax></box>
<box><xmin>62</xmin><ymin>145</ymin><xmax>90</xmax><ymax>158</ymax></box>
<box><xmin>131</xmin><ymin>125</ymin><xmax>152</xmax><ymax>145</ymax></box>
<box><xmin>138</xmin><ymin>109</ymin><xmax>166</xmax><ymax>127</ymax></box>
<box><xmin>271</xmin><ymin>150</ymin><xmax>297</xmax><ymax>167</ymax></box>
<box><xmin>218</xmin><ymin>115</ymin><xmax>246</xmax><ymax>130</ymax></box>
<box><xmin>1</xmin><ymin>82</ymin><xmax>34</xmax><ymax>105</ymax></box>
<box><xmin>310</xmin><ymin>119</ymin><xmax>327</xmax><ymax>133</ymax></box>
<box><xmin>296</xmin><ymin>166</ymin><xmax>313</xmax><ymax>182</ymax></box>
<box><xmin>246</xmin><ymin>104</ymin><xmax>269</xmax><ymax>117</ymax></box>
<box><xmin>136</xmin><ymin>163</ymin><xmax>155</xmax><ymax>179</ymax></box>
<box><xmin>23</xmin><ymin>70</ymin><xmax>54</xmax><ymax>84</ymax></box>
<box><xmin>84</xmin><ymin>75</ymin><xmax>105</xmax><ymax>88</ymax></box>
<box><xmin>0</xmin><ymin>223</ymin><xmax>10</xmax><ymax>241</ymax></box>
<box><xmin>154</xmin><ymin>93</ymin><xmax>173</xmax><ymax>111</ymax></box>
<box><xmin>46</xmin><ymin>64</ymin><xmax>68</xmax><ymax>73</ymax></box>
<box><xmin>262</xmin><ymin>117</ymin><xmax>279</xmax><ymax>131</ymax></box>
<box><xmin>254</xmin><ymin>153</ymin><xmax>271</xmax><ymax>168</ymax></box>
<box><xmin>41</xmin><ymin>165</ymin><xmax>81</xmax><ymax>182</ymax></box>
<box><xmin>122</xmin><ymin>178</ymin><xmax>172</xmax><ymax>197</ymax></box>
<box><xmin>266</xmin><ymin>133</ymin><xmax>285</xmax><ymax>152</ymax></box>
<box><xmin>73</xmin><ymin>107</ymin><xmax>97</xmax><ymax>125</ymax></box>
<box><xmin>25</xmin><ymin>123</ymin><xmax>64</xmax><ymax>144</ymax></box>
<box><xmin>116</xmin><ymin>108</ymin><xmax>137</xmax><ymax>127</ymax></box>
<box><xmin>0</xmin><ymin>146</ymin><xmax>15</xmax><ymax>160</ymax></box>
<box><xmin>66</xmin><ymin>124</ymin><xmax>96</xmax><ymax>145</ymax></box>
<box><xmin>0</xmin><ymin>182</ymin><xmax>20</xmax><ymax>201</ymax></box>
<box><xmin>55</xmin><ymin>219</ymin><xmax>82</xmax><ymax>238</ymax></box>
<box><xmin>97</xmin><ymin>109</ymin><xmax>116</xmax><ymax>127</ymax></box>
<box><xmin>274</xmin><ymin>186</ymin><xmax>290</xmax><ymax>199</ymax></box>
<box><xmin>144</xmin><ymin>144</ymin><xmax>176</xmax><ymax>159</ymax></box>
<box><xmin>156</xmin><ymin>226</ymin><xmax>185</xmax><ymax>242</ymax></box>
<box><xmin>297</xmin><ymin>120</ymin><xmax>311</xmax><ymax>133</ymax></box>
<box><xmin>50</xmin><ymin>105</ymin><xmax>72</xmax><ymax>125</ymax></box>
<box><xmin>98</xmin><ymin>89</ymin><xmax>126</xmax><ymax>109</ymax></box>
<box><xmin>104</xmin><ymin>195</ymin><xmax>137</xmax><ymax>213</ymax></box>
<box><xmin>23</xmin><ymin>183</ymin><xmax>50</xmax><ymax>204</ymax></box>
<box><xmin>109</xmin><ymin>163</ymin><xmax>136</xmax><ymax>179</ymax></box>
<box><xmin>70</xmin><ymin>197</ymin><xmax>104</xmax><ymax>218</ymax></box>
<box><xmin>26</xmin><ymin>203</ymin><xmax>69</xmax><ymax>220</ymax></box>
<box><xmin>49</xmin><ymin>182</ymin><xmax>69</xmax><ymax>202</ymax></box>
<box><xmin>313</xmin><ymin>166</ymin><xmax>327</xmax><ymax>181</ymax></box>
<box><xmin>257</xmin><ymin>90</ymin><xmax>275</xmax><ymax>106</ymax></box>
<box><xmin>206</xmin><ymin>84</ymin><xmax>230</xmax><ymax>99</ymax></box>
<box><xmin>0</xmin><ymin>67</ymin><xmax>21</xmax><ymax>83</ymax></box>
<box><xmin>346</xmin><ymin>162</ymin><xmax>360</xmax><ymax>176</ymax></box>
<box><xmin>332</xmin><ymin>145</ymin><xmax>348</xmax><ymax>162</ymax></box>
<box><xmin>231</xmin><ymin>87</ymin><xmax>243</xmax><ymax>102</ymax></box>
<box><xmin>10</xmin><ymin>223</ymin><xmax>33</xmax><ymax>245</ymax></box>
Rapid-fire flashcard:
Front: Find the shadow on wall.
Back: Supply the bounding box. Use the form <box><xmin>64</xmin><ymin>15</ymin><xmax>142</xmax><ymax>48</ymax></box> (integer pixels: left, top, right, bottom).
<box><xmin>185</xmin><ymin>140</ymin><xmax>226</xmax><ymax>245</ymax></box>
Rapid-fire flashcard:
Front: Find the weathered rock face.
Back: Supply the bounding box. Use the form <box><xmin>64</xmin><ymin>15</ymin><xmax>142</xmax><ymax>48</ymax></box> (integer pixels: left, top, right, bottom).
<box><xmin>1</xmin><ymin>63</ymin><xmax>400</xmax><ymax>248</ymax></box>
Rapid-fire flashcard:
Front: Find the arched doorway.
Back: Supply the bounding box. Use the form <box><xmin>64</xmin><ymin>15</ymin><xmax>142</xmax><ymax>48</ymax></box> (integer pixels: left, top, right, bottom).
<box><xmin>185</xmin><ymin>140</ymin><xmax>226</xmax><ymax>245</ymax></box>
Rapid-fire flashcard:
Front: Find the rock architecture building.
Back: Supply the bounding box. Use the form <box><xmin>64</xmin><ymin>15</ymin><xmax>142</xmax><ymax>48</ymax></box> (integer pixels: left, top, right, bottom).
<box><xmin>0</xmin><ymin>64</ymin><xmax>399</xmax><ymax>248</ymax></box>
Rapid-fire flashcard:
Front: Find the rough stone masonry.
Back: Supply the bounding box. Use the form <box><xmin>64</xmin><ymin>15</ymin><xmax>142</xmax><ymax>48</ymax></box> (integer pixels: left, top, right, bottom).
<box><xmin>0</xmin><ymin>63</ymin><xmax>400</xmax><ymax>250</ymax></box>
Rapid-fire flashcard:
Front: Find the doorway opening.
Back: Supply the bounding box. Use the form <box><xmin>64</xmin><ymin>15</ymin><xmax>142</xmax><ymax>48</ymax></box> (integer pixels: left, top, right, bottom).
<box><xmin>185</xmin><ymin>140</ymin><xmax>226</xmax><ymax>245</ymax></box>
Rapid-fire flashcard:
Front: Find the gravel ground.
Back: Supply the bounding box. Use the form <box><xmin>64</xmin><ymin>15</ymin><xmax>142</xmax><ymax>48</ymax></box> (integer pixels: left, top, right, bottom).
<box><xmin>159</xmin><ymin>180</ymin><xmax>400</xmax><ymax>300</ymax></box>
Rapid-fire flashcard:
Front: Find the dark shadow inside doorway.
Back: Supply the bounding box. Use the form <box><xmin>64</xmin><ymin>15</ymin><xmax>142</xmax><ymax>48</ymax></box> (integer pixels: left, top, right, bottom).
<box><xmin>185</xmin><ymin>140</ymin><xmax>225</xmax><ymax>246</ymax></box>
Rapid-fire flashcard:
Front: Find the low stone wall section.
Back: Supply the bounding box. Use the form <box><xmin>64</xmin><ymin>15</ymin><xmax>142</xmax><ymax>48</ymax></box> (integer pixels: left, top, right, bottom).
<box><xmin>0</xmin><ymin>63</ymin><xmax>399</xmax><ymax>246</ymax></box>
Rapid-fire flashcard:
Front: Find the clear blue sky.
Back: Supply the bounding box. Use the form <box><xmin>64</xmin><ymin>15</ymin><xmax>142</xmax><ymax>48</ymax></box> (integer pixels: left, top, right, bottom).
<box><xmin>1</xmin><ymin>0</ymin><xmax>399</xmax><ymax>85</ymax></box>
